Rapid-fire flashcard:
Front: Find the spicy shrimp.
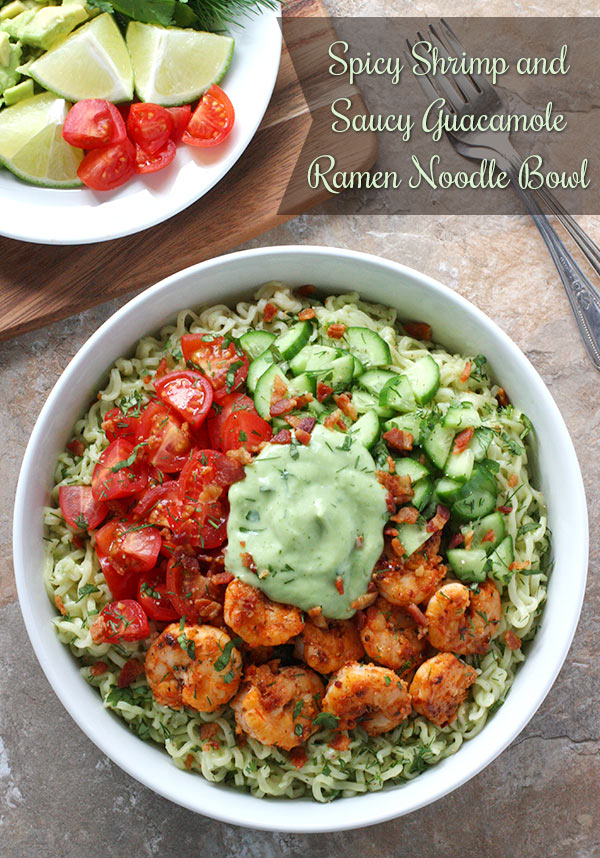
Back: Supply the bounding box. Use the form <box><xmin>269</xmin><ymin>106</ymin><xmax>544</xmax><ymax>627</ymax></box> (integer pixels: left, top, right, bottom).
<box><xmin>294</xmin><ymin>618</ymin><xmax>364</xmax><ymax>675</ymax></box>
<box><xmin>359</xmin><ymin>597</ymin><xmax>427</xmax><ymax>676</ymax></box>
<box><xmin>321</xmin><ymin>662</ymin><xmax>412</xmax><ymax>736</ymax></box>
<box><xmin>145</xmin><ymin>623</ymin><xmax>242</xmax><ymax>712</ymax></box>
<box><xmin>426</xmin><ymin>579</ymin><xmax>501</xmax><ymax>655</ymax></box>
<box><xmin>231</xmin><ymin>662</ymin><xmax>324</xmax><ymax>750</ymax></box>
<box><xmin>223</xmin><ymin>578</ymin><xmax>304</xmax><ymax>647</ymax></box>
<box><xmin>409</xmin><ymin>652</ymin><xmax>478</xmax><ymax>727</ymax></box>
<box><xmin>374</xmin><ymin>532</ymin><xmax>447</xmax><ymax>607</ymax></box>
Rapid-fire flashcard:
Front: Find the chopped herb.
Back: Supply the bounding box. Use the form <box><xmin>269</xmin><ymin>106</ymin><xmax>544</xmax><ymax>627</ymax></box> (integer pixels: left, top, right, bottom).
<box><xmin>238</xmin><ymin>430</ymin><xmax>248</xmax><ymax>443</ymax></box>
<box><xmin>312</xmin><ymin>712</ymin><xmax>339</xmax><ymax>729</ymax></box>
<box><xmin>225</xmin><ymin>361</ymin><xmax>244</xmax><ymax>393</ymax></box>
<box><xmin>292</xmin><ymin>700</ymin><xmax>304</xmax><ymax>720</ymax></box>
<box><xmin>110</xmin><ymin>441</ymin><xmax>147</xmax><ymax>473</ymax></box>
<box><xmin>214</xmin><ymin>637</ymin><xmax>242</xmax><ymax>672</ymax></box>
<box><xmin>77</xmin><ymin>583</ymin><xmax>100</xmax><ymax>601</ymax></box>
<box><xmin>74</xmin><ymin>513</ymin><xmax>89</xmax><ymax>531</ymax></box>
<box><xmin>118</xmin><ymin>390</ymin><xmax>143</xmax><ymax>418</ymax></box>
<box><xmin>294</xmin><ymin>724</ymin><xmax>304</xmax><ymax>737</ymax></box>
<box><xmin>517</xmin><ymin>522</ymin><xmax>539</xmax><ymax>537</ymax></box>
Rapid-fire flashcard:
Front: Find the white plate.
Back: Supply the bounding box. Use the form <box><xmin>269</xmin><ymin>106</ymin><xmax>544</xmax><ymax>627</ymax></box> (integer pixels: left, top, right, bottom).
<box><xmin>0</xmin><ymin>10</ymin><xmax>281</xmax><ymax>245</ymax></box>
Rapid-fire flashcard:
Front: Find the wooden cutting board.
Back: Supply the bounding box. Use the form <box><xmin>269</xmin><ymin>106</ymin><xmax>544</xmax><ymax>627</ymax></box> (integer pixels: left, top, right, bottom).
<box><xmin>0</xmin><ymin>0</ymin><xmax>376</xmax><ymax>341</ymax></box>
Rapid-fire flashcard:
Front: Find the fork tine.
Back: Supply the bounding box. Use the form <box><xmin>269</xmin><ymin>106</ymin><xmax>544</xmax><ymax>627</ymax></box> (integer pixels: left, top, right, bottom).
<box><xmin>439</xmin><ymin>18</ymin><xmax>496</xmax><ymax>96</ymax></box>
<box><xmin>427</xmin><ymin>23</ymin><xmax>480</xmax><ymax>103</ymax></box>
<box><xmin>412</xmin><ymin>30</ymin><xmax>465</xmax><ymax>113</ymax></box>
<box><xmin>405</xmin><ymin>40</ymin><xmax>454</xmax><ymax>114</ymax></box>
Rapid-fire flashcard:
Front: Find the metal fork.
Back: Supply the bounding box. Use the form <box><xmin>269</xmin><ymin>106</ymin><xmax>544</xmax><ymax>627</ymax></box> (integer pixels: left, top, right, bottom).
<box><xmin>407</xmin><ymin>22</ymin><xmax>600</xmax><ymax>370</ymax></box>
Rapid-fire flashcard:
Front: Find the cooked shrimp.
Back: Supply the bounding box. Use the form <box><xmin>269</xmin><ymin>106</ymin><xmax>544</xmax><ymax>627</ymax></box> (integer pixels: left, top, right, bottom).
<box><xmin>374</xmin><ymin>533</ymin><xmax>446</xmax><ymax>607</ymax></box>
<box><xmin>231</xmin><ymin>663</ymin><xmax>324</xmax><ymax>750</ymax></box>
<box><xmin>321</xmin><ymin>662</ymin><xmax>412</xmax><ymax>736</ymax></box>
<box><xmin>409</xmin><ymin>652</ymin><xmax>477</xmax><ymax>727</ymax></box>
<box><xmin>294</xmin><ymin>618</ymin><xmax>364</xmax><ymax>674</ymax></box>
<box><xmin>359</xmin><ymin>597</ymin><xmax>427</xmax><ymax>676</ymax></box>
<box><xmin>224</xmin><ymin>578</ymin><xmax>304</xmax><ymax>647</ymax></box>
<box><xmin>145</xmin><ymin>623</ymin><xmax>242</xmax><ymax>713</ymax></box>
<box><xmin>426</xmin><ymin>579</ymin><xmax>501</xmax><ymax>655</ymax></box>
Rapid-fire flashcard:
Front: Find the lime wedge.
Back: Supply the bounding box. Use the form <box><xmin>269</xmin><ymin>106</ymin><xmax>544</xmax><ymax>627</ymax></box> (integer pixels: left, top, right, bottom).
<box><xmin>29</xmin><ymin>13</ymin><xmax>133</xmax><ymax>103</ymax></box>
<box><xmin>126</xmin><ymin>22</ymin><xmax>234</xmax><ymax>106</ymax></box>
<box><xmin>0</xmin><ymin>92</ymin><xmax>83</xmax><ymax>188</ymax></box>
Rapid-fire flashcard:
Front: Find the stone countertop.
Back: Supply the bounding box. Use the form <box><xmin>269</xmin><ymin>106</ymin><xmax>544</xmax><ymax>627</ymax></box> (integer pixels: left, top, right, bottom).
<box><xmin>1</xmin><ymin>1</ymin><xmax>599</xmax><ymax>855</ymax></box>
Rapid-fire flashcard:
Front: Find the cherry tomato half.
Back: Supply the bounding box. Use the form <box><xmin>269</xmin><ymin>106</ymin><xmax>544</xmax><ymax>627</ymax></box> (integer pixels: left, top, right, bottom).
<box><xmin>134</xmin><ymin>481</ymin><xmax>183</xmax><ymax>530</ymax></box>
<box><xmin>205</xmin><ymin>392</ymin><xmax>254</xmax><ymax>450</ymax></box>
<box><xmin>98</xmin><ymin>557</ymin><xmax>140</xmax><ymax>601</ymax></box>
<box><xmin>102</xmin><ymin>407</ymin><xmax>140</xmax><ymax>443</ymax></box>
<box><xmin>137</xmin><ymin>401</ymin><xmax>193</xmax><ymax>473</ymax></box>
<box><xmin>62</xmin><ymin>99</ymin><xmax>126</xmax><ymax>149</ymax></box>
<box><xmin>134</xmin><ymin>139</ymin><xmax>176</xmax><ymax>174</ymax></box>
<box><xmin>77</xmin><ymin>138</ymin><xmax>136</xmax><ymax>191</ymax></box>
<box><xmin>182</xmin><ymin>85</ymin><xmax>235</xmax><ymax>148</ymax></box>
<box><xmin>179</xmin><ymin>449</ymin><xmax>245</xmax><ymax>493</ymax></box>
<box><xmin>59</xmin><ymin>485</ymin><xmax>108</xmax><ymax>531</ymax></box>
<box><xmin>92</xmin><ymin>599</ymin><xmax>150</xmax><ymax>644</ymax></box>
<box><xmin>168</xmin><ymin>105</ymin><xmax>191</xmax><ymax>142</ymax></box>
<box><xmin>154</xmin><ymin>370</ymin><xmax>213</xmax><ymax>430</ymax></box>
<box><xmin>127</xmin><ymin>102</ymin><xmax>173</xmax><ymax>155</ymax></box>
<box><xmin>137</xmin><ymin>566</ymin><xmax>179</xmax><ymax>622</ymax></box>
<box><xmin>95</xmin><ymin>518</ymin><xmax>162</xmax><ymax>576</ymax></box>
<box><xmin>91</xmin><ymin>439</ymin><xmax>149</xmax><ymax>501</ymax></box>
<box><xmin>181</xmin><ymin>334</ymin><xmax>248</xmax><ymax>400</ymax></box>
<box><xmin>221</xmin><ymin>409</ymin><xmax>272</xmax><ymax>453</ymax></box>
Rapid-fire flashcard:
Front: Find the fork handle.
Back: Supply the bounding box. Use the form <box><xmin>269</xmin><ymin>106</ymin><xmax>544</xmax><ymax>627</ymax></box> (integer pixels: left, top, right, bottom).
<box><xmin>504</xmin><ymin>168</ymin><xmax>600</xmax><ymax>370</ymax></box>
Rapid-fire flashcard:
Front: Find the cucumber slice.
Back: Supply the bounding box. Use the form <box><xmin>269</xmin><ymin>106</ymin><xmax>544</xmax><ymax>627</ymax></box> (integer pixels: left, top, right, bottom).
<box><xmin>451</xmin><ymin>465</ymin><xmax>498</xmax><ymax>522</ymax></box>
<box><xmin>403</xmin><ymin>355</ymin><xmax>440</xmax><ymax>404</ymax></box>
<box><xmin>348</xmin><ymin>410</ymin><xmax>380</xmax><ymax>449</ymax></box>
<box><xmin>423</xmin><ymin>422</ymin><xmax>455</xmax><ymax>469</ymax></box>
<box><xmin>239</xmin><ymin>330</ymin><xmax>276</xmax><ymax>362</ymax></box>
<box><xmin>289</xmin><ymin>344</ymin><xmax>340</xmax><ymax>376</ymax></box>
<box><xmin>443</xmin><ymin>401</ymin><xmax>482</xmax><ymax>430</ymax></box>
<box><xmin>489</xmin><ymin>535</ymin><xmax>515</xmax><ymax>584</ymax></box>
<box><xmin>291</xmin><ymin>372</ymin><xmax>316</xmax><ymax>396</ymax></box>
<box><xmin>470</xmin><ymin>511</ymin><xmax>506</xmax><ymax>553</ymax></box>
<box><xmin>396</xmin><ymin>521</ymin><xmax>431</xmax><ymax>557</ymax></box>
<box><xmin>444</xmin><ymin>448</ymin><xmax>475</xmax><ymax>483</ymax></box>
<box><xmin>469</xmin><ymin>427</ymin><xmax>494</xmax><ymax>461</ymax></box>
<box><xmin>411</xmin><ymin>476</ymin><xmax>434</xmax><ymax>511</ymax></box>
<box><xmin>384</xmin><ymin>413</ymin><xmax>423</xmax><ymax>444</ymax></box>
<box><xmin>273</xmin><ymin>320</ymin><xmax>312</xmax><ymax>361</ymax></box>
<box><xmin>435</xmin><ymin>477</ymin><xmax>463</xmax><ymax>504</ymax></box>
<box><xmin>247</xmin><ymin>349</ymin><xmax>277</xmax><ymax>393</ymax></box>
<box><xmin>253</xmin><ymin>363</ymin><xmax>289</xmax><ymax>419</ymax></box>
<box><xmin>352</xmin><ymin>355</ymin><xmax>365</xmax><ymax>378</ymax></box>
<box><xmin>393</xmin><ymin>458</ymin><xmax>430</xmax><ymax>483</ymax></box>
<box><xmin>353</xmin><ymin>390</ymin><xmax>394</xmax><ymax>420</ymax></box>
<box><xmin>359</xmin><ymin>369</ymin><xmax>398</xmax><ymax>397</ymax></box>
<box><xmin>345</xmin><ymin>326</ymin><xmax>391</xmax><ymax>368</ymax></box>
<box><xmin>309</xmin><ymin>354</ymin><xmax>355</xmax><ymax>391</ymax></box>
<box><xmin>447</xmin><ymin>548</ymin><xmax>488</xmax><ymax>583</ymax></box>
<box><xmin>379</xmin><ymin>374</ymin><xmax>417</xmax><ymax>413</ymax></box>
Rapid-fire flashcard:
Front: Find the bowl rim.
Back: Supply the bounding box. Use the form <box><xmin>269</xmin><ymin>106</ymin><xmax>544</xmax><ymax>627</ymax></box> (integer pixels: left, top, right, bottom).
<box><xmin>13</xmin><ymin>245</ymin><xmax>589</xmax><ymax>831</ymax></box>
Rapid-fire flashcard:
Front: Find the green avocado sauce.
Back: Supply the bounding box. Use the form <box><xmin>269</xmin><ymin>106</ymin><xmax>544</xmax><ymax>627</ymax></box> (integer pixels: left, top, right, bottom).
<box><xmin>225</xmin><ymin>424</ymin><xmax>389</xmax><ymax>619</ymax></box>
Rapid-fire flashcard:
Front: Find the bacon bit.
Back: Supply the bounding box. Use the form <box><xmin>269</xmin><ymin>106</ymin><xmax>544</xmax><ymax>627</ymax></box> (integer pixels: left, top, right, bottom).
<box><xmin>334</xmin><ymin>393</ymin><xmax>358</xmax><ymax>422</ymax></box>
<box><xmin>377</xmin><ymin>471</ymin><xmax>413</xmax><ymax>504</ymax></box>
<box><xmin>355</xmin><ymin>610</ymin><xmax>367</xmax><ymax>631</ymax></box>
<box><xmin>453</xmin><ymin>427</ymin><xmax>474</xmax><ymax>454</ymax></box>
<box><xmin>295</xmin><ymin>393</ymin><xmax>314</xmax><ymax>407</ymax></box>
<box><xmin>335</xmin><ymin>576</ymin><xmax>345</xmax><ymax>595</ymax></box>
<box><xmin>481</xmin><ymin>529</ymin><xmax>496</xmax><ymax>544</ymax></box>
<box><xmin>66</xmin><ymin>438</ymin><xmax>85</xmax><ymax>457</ymax></box>
<box><xmin>448</xmin><ymin>532</ymin><xmax>464</xmax><ymax>549</ymax></box>
<box><xmin>289</xmin><ymin>747</ymin><xmax>308</xmax><ymax>769</ymax></box>
<box><xmin>284</xmin><ymin>414</ymin><xmax>301</xmax><ymax>429</ymax></box>
<box><xmin>385</xmin><ymin>527</ymin><xmax>399</xmax><ymax>537</ymax></box>
<box><xmin>317</xmin><ymin>382</ymin><xmax>334</xmax><ymax>402</ymax></box>
<box><xmin>350</xmin><ymin>592</ymin><xmax>378</xmax><ymax>611</ymax></box>
<box><xmin>202</xmin><ymin>740</ymin><xmax>220</xmax><ymax>752</ymax></box>
<box><xmin>297</xmin><ymin>416</ymin><xmax>316</xmax><ymax>434</ymax></box>
<box><xmin>295</xmin><ymin>428</ymin><xmax>312</xmax><ymax>446</ymax></box>
<box><xmin>200</xmin><ymin>723</ymin><xmax>219</xmax><ymax>739</ymax></box>
<box><xmin>460</xmin><ymin>360</ymin><xmax>472</xmax><ymax>383</ymax></box>
<box><xmin>391</xmin><ymin>507</ymin><xmax>419</xmax><ymax>525</ymax></box>
<box><xmin>118</xmin><ymin>658</ymin><xmax>144</xmax><ymax>689</ymax></box>
<box><xmin>383</xmin><ymin>428</ymin><xmax>414</xmax><ymax>452</ymax></box>
<box><xmin>298</xmin><ymin>307</ymin><xmax>316</xmax><ymax>321</ymax></box>
<box><xmin>155</xmin><ymin>357</ymin><xmax>168</xmax><ymax>379</ymax></box>
<box><xmin>308</xmin><ymin>606</ymin><xmax>328</xmax><ymax>629</ymax></box>
<box><xmin>272</xmin><ymin>374</ymin><xmax>288</xmax><ymax>400</ymax></box>
<box><xmin>509</xmin><ymin>561</ymin><xmax>531</xmax><ymax>571</ymax></box>
<box><xmin>508</xmin><ymin>473</ymin><xmax>519</xmax><ymax>488</ymax></box>
<box><xmin>297</xmin><ymin>284</ymin><xmax>317</xmax><ymax>297</ymax></box>
<box><xmin>72</xmin><ymin>534</ymin><xmax>84</xmax><ymax>549</ymax></box>
<box><xmin>328</xmin><ymin>732</ymin><xmax>351</xmax><ymax>752</ymax></box>
<box><xmin>463</xmin><ymin>530</ymin><xmax>475</xmax><ymax>550</ymax></box>
<box><xmin>504</xmin><ymin>630</ymin><xmax>522</xmax><ymax>650</ymax></box>
<box><xmin>54</xmin><ymin>594</ymin><xmax>67</xmax><ymax>615</ymax></box>
<box><xmin>426</xmin><ymin>504</ymin><xmax>451</xmax><ymax>533</ymax></box>
<box><xmin>143</xmin><ymin>374</ymin><xmax>152</xmax><ymax>384</ymax></box>
<box><xmin>271</xmin><ymin>429</ymin><xmax>292</xmax><ymax>445</ymax></box>
<box><xmin>89</xmin><ymin>661</ymin><xmax>108</xmax><ymax>677</ymax></box>
<box><xmin>236</xmin><ymin>731</ymin><xmax>247</xmax><ymax>748</ymax></box>
<box><xmin>308</xmin><ymin>606</ymin><xmax>322</xmax><ymax>619</ymax></box>
<box><xmin>240</xmin><ymin>552</ymin><xmax>257</xmax><ymax>573</ymax></box>
<box><xmin>324</xmin><ymin>409</ymin><xmax>347</xmax><ymax>432</ymax></box>
<box><xmin>497</xmin><ymin>505</ymin><xmax>512</xmax><ymax>515</ymax></box>
<box><xmin>496</xmin><ymin>387</ymin><xmax>510</xmax><ymax>407</ymax></box>
<box><xmin>403</xmin><ymin>320</ymin><xmax>432</xmax><ymax>341</ymax></box>
<box><xmin>386</xmin><ymin>455</ymin><xmax>396</xmax><ymax>474</ymax></box>
<box><xmin>270</xmin><ymin>398</ymin><xmax>296</xmax><ymax>417</ymax></box>
<box><xmin>226</xmin><ymin>447</ymin><xmax>253</xmax><ymax>466</ymax></box>
<box><xmin>385</xmin><ymin>493</ymin><xmax>396</xmax><ymax>513</ymax></box>
<box><xmin>391</xmin><ymin>537</ymin><xmax>406</xmax><ymax>558</ymax></box>
<box><xmin>263</xmin><ymin>302</ymin><xmax>278</xmax><ymax>323</ymax></box>
<box><xmin>185</xmin><ymin>754</ymin><xmax>195</xmax><ymax>770</ymax></box>
<box><xmin>405</xmin><ymin>603</ymin><xmax>428</xmax><ymax>627</ymax></box>
<box><xmin>327</xmin><ymin>323</ymin><xmax>346</xmax><ymax>339</ymax></box>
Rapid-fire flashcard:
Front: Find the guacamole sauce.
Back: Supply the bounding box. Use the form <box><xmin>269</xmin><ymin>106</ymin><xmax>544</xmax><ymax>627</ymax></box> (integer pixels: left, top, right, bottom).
<box><xmin>226</xmin><ymin>425</ymin><xmax>388</xmax><ymax>619</ymax></box>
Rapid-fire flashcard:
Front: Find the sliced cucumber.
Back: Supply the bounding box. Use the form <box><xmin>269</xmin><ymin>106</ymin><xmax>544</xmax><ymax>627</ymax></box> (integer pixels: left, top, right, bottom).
<box><xmin>309</xmin><ymin>353</ymin><xmax>354</xmax><ymax>391</ymax></box>
<box><xmin>384</xmin><ymin>413</ymin><xmax>423</xmax><ymax>444</ymax></box>
<box><xmin>359</xmin><ymin>369</ymin><xmax>398</xmax><ymax>397</ymax></box>
<box><xmin>444</xmin><ymin>448</ymin><xmax>475</xmax><ymax>483</ymax></box>
<box><xmin>291</xmin><ymin>372</ymin><xmax>316</xmax><ymax>396</ymax></box>
<box><xmin>435</xmin><ymin>477</ymin><xmax>463</xmax><ymax>504</ymax></box>
<box><xmin>447</xmin><ymin>548</ymin><xmax>488</xmax><ymax>583</ymax></box>
<box><xmin>469</xmin><ymin>427</ymin><xmax>494</xmax><ymax>461</ymax></box>
<box><xmin>423</xmin><ymin>422</ymin><xmax>455</xmax><ymax>469</ymax></box>
<box><xmin>393</xmin><ymin>458</ymin><xmax>430</xmax><ymax>483</ymax></box>
<box><xmin>352</xmin><ymin>355</ymin><xmax>365</xmax><ymax>377</ymax></box>
<box><xmin>411</xmin><ymin>476</ymin><xmax>434</xmax><ymax>511</ymax></box>
<box><xmin>396</xmin><ymin>521</ymin><xmax>431</xmax><ymax>557</ymax></box>
<box><xmin>247</xmin><ymin>349</ymin><xmax>277</xmax><ymax>393</ymax></box>
<box><xmin>345</xmin><ymin>326</ymin><xmax>391</xmax><ymax>368</ymax></box>
<box><xmin>451</xmin><ymin>465</ymin><xmax>498</xmax><ymax>522</ymax></box>
<box><xmin>289</xmin><ymin>344</ymin><xmax>340</xmax><ymax>376</ymax></box>
<box><xmin>253</xmin><ymin>363</ymin><xmax>289</xmax><ymax>419</ymax></box>
<box><xmin>403</xmin><ymin>355</ymin><xmax>440</xmax><ymax>404</ymax></box>
<box><xmin>348</xmin><ymin>410</ymin><xmax>380</xmax><ymax>449</ymax></box>
<box><xmin>379</xmin><ymin>374</ymin><xmax>417</xmax><ymax>414</ymax></box>
<box><xmin>239</xmin><ymin>330</ymin><xmax>276</xmax><ymax>361</ymax></box>
<box><xmin>470</xmin><ymin>511</ymin><xmax>506</xmax><ymax>554</ymax></box>
<box><xmin>273</xmin><ymin>320</ymin><xmax>312</xmax><ymax>361</ymax></box>
<box><xmin>443</xmin><ymin>401</ymin><xmax>481</xmax><ymax>430</ymax></box>
<box><xmin>353</xmin><ymin>390</ymin><xmax>394</xmax><ymax>420</ymax></box>
<box><xmin>489</xmin><ymin>535</ymin><xmax>515</xmax><ymax>584</ymax></box>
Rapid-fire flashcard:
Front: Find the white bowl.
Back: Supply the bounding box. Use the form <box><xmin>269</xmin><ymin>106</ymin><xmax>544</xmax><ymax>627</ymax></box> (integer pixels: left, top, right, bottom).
<box><xmin>13</xmin><ymin>246</ymin><xmax>588</xmax><ymax>831</ymax></box>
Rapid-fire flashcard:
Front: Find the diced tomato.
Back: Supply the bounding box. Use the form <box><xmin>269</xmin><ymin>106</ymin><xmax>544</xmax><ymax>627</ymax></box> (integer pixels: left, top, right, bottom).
<box><xmin>91</xmin><ymin>599</ymin><xmax>149</xmax><ymax>644</ymax></box>
<box><xmin>165</xmin><ymin>552</ymin><xmax>223</xmax><ymax>621</ymax></box>
<box><xmin>95</xmin><ymin>518</ymin><xmax>162</xmax><ymax>576</ymax></box>
<box><xmin>179</xmin><ymin>449</ymin><xmax>244</xmax><ymax>492</ymax></box>
<box><xmin>59</xmin><ymin>485</ymin><xmax>108</xmax><ymax>531</ymax></box>
<box><xmin>205</xmin><ymin>393</ymin><xmax>255</xmax><ymax>449</ymax></box>
<box><xmin>180</xmin><ymin>334</ymin><xmax>248</xmax><ymax>400</ymax></box>
<box><xmin>134</xmin><ymin>481</ymin><xmax>183</xmax><ymax>530</ymax></box>
<box><xmin>127</xmin><ymin>102</ymin><xmax>173</xmax><ymax>155</ymax></box>
<box><xmin>91</xmin><ymin>439</ymin><xmax>149</xmax><ymax>501</ymax></box>
<box><xmin>137</xmin><ymin>401</ymin><xmax>193</xmax><ymax>473</ymax></box>
<box><xmin>134</xmin><ymin>139</ymin><xmax>176</xmax><ymax>174</ymax></box>
<box><xmin>62</xmin><ymin>99</ymin><xmax>126</xmax><ymax>149</ymax></box>
<box><xmin>176</xmin><ymin>450</ymin><xmax>241</xmax><ymax>550</ymax></box>
<box><xmin>220</xmin><ymin>409</ymin><xmax>272</xmax><ymax>452</ymax></box>
<box><xmin>77</xmin><ymin>138</ymin><xmax>136</xmax><ymax>191</ymax></box>
<box><xmin>168</xmin><ymin>105</ymin><xmax>191</xmax><ymax>142</ymax></box>
<box><xmin>102</xmin><ymin>406</ymin><xmax>140</xmax><ymax>443</ymax></box>
<box><xmin>182</xmin><ymin>85</ymin><xmax>234</xmax><ymax>148</ymax></box>
<box><xmin>137</xmin><ymin>565</ymin><xmax>179</xmax><ymax>622</ymax></box>
<box><xmin>98</xmin><ymin>557</ymin><xmax>140</xmax><ymax>601</ymax></box>
<box><xmin>154</xmin><ymin>370</ymin><xmax>213</xmax><ymax>430</ymax></box>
